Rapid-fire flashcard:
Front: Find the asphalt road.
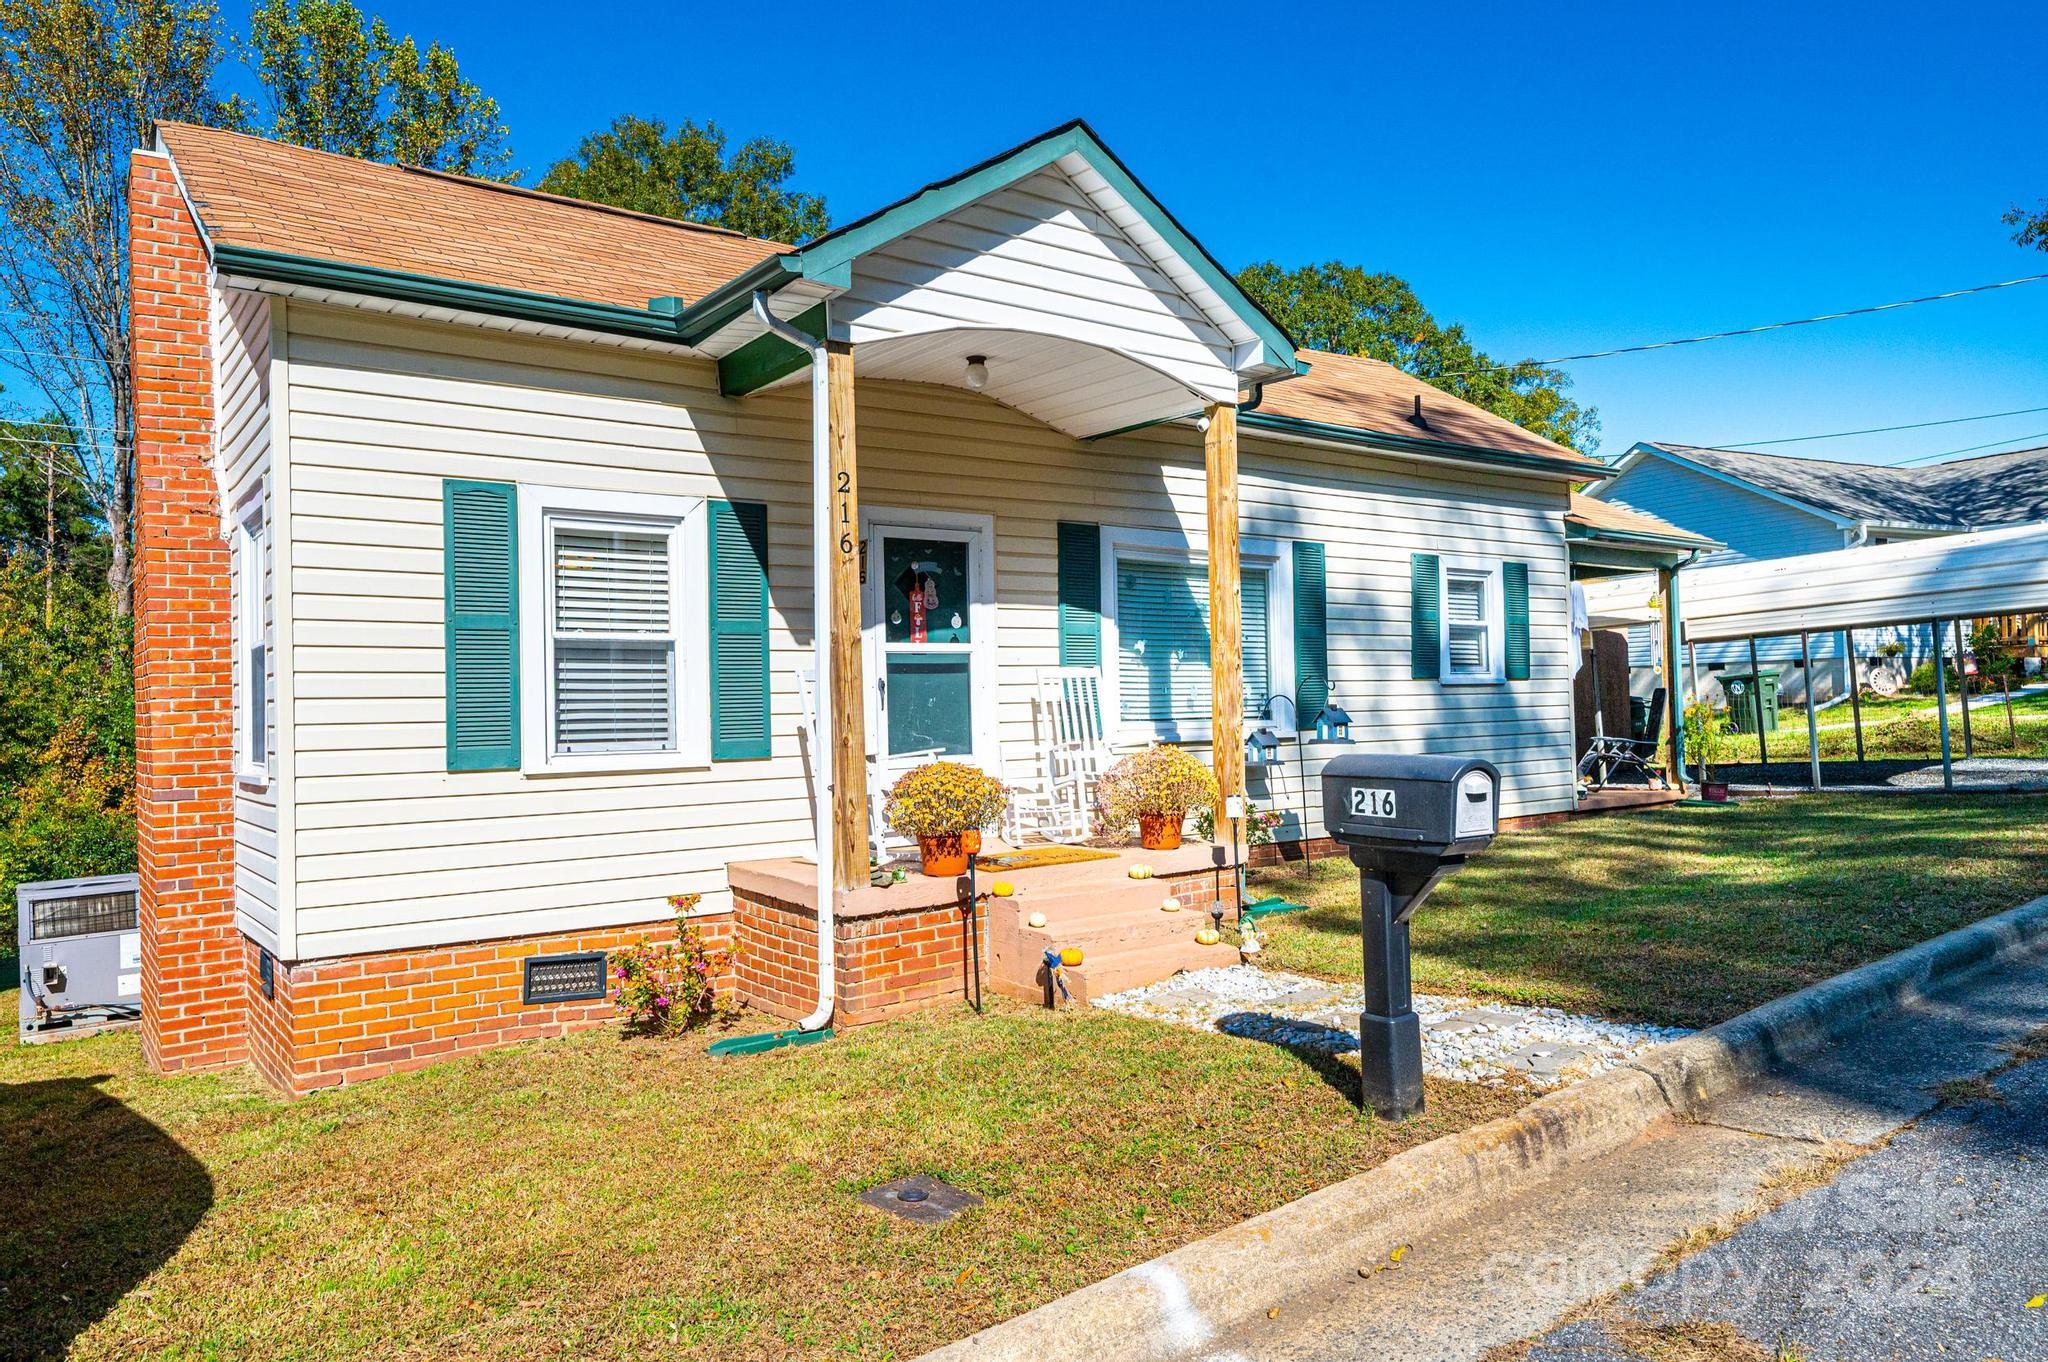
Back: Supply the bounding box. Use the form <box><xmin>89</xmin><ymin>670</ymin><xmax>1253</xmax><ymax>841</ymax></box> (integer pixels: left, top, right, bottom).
<box><xmin>1525</xmin><ymin>1058</ymin><xmax>2048</xmax><ymax>1362</ymax></box>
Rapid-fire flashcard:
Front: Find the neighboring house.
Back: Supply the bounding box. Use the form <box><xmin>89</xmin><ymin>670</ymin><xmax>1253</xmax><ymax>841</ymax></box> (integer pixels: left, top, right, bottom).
<box><xmin>132</xmin><ymin>119</ymin><xmax>1607</xmax><ymax>1092</ymax></box>
<box><xmin>1587</xmin><ymin>440</ymin><xmax>2048</xmax><ymax>702</ymax></box>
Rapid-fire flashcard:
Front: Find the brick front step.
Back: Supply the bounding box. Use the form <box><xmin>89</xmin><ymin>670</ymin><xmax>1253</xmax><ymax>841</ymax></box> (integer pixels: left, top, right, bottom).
<box><xmin>983</xmin><ymin>863</ymin><xmax>1232</xmax><ymax>1006</ymax></box>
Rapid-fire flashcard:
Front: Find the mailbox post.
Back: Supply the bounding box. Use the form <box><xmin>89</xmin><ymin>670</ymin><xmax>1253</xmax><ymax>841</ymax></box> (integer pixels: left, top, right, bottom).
<box><xmin>1322</xmin><ymin>754</ymin><xmax>1500</xmax><ymax>1119</ymax></box>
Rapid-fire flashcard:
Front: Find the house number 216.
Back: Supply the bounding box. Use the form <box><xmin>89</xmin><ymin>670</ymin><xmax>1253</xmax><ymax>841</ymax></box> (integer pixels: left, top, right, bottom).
<box><xmin>1348</xmin><ymin>787</ymin><xmax>1397</xmax><ymax>820</ymax></box>
<box><xmin>836</xmin><ymin>470</ymin><xmax>854</xmax><ymax>555</ymax></box>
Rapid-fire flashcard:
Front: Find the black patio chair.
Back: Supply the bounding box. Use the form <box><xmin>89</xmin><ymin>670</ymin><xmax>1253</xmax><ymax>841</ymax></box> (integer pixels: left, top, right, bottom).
<box><xmin>1578</xmin><ymin>686</ymin><xmax>1670</xmax><ymax>791</ymax></box>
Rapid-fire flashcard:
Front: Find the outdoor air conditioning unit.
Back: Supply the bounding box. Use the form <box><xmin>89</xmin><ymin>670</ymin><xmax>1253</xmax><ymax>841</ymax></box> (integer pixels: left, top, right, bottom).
<box><xmin>16</xmin><ymin>874</ymin><xmax>142</xmax><ymax>1043</ymax></box>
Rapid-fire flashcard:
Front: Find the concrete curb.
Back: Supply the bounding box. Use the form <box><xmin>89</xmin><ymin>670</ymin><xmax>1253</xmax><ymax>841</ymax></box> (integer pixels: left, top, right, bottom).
<box><xmin>920</xmin><ymin>893</ymin><xmax>2048</xmax><ymax>1361</ymax></box>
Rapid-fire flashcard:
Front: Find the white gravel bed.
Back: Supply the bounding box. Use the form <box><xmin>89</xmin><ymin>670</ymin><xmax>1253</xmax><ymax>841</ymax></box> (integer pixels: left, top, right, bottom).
<box><xmin>1093</xmin><ymin>964</ymin><xmax>1692</xmax><ymax>1089</ymax></box>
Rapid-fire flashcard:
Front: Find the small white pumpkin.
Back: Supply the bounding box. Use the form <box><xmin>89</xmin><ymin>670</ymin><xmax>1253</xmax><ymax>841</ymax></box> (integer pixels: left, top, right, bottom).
<box><xmin>1159</xmin><ymin>896</ymin><xmax>1181</xmax><ymax>913</ymax></box>
<box><xmin>1127</xmin><ymin>863</ymin><xmax>1154</xmax><ymax>880</ymax></box>
<box><xmin>1194</xmin><ymin>927</ymin><xmax>1222</xmax><ymax>946</ymax></box>
<box><xmin>1026</xmin><ymin>910</ymin><xmax>1048</xmax><ymax>929</ymax></box>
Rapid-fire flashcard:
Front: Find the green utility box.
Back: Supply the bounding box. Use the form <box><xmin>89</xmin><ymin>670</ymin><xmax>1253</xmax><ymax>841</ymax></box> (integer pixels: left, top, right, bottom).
<box><xmin>1720</xmin><ymin>668</ymin><xmax>1782</xmax><ymax>734</ymax></box>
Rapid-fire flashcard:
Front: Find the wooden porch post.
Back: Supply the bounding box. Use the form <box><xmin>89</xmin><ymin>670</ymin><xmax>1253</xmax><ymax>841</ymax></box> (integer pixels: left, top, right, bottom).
<box><xmin>1206</xmin><ymin>402</ymin><xmax>1244</xmax><ymax>821</ymax></box>
<box><xmin>827</xmin><ymin>341</ymin><xmax>867</xmax><ymax>889</ymax></box>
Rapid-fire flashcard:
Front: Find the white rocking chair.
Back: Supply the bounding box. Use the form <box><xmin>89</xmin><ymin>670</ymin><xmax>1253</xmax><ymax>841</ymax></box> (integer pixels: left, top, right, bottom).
<box><xmin>1027</xmin><ymin>666</ymin><xmax>1116</xmax><ymax>843</ymax></box>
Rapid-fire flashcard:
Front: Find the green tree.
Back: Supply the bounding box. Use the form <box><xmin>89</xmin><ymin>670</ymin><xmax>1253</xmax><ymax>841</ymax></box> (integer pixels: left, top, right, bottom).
<box><xmin>1236</xmin><ymin>261</ymin><xmax>1598</xmax><ymax>451</ymax></box>
<box><xmin>2005</xmin><ymin>200</ymin><xmax>2048</xmax><ymax>253</ymax></box>
<box><xmin>539</xmin><ymin>114</ymin><xmax>829</xmax><ymax>243</ymax></box>
<box><xmin>0</xmin><ymin>0</ymin><xmax>240</xmax><ymax>612</ymax></box>
<box><xmin>242</xmin><ymin>0</ymin><xmax>511</xmax><ymax>177</ymax></box>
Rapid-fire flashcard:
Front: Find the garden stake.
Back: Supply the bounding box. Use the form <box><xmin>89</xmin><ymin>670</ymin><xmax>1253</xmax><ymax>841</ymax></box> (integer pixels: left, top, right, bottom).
<box><xmin>961</xmin><ymin>856</ymin><xmax>983</xmax><ymax>1014</ymax></box>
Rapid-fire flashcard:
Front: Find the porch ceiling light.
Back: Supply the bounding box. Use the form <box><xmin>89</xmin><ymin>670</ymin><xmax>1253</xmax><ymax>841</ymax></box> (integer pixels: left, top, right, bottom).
<box><xmin>964</xmin><ymin>355</ymin><xmax>989</xmax><ymax>391</ymax></box>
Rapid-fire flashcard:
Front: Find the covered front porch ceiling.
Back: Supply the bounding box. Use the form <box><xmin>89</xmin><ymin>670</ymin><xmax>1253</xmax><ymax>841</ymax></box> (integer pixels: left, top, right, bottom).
<box><xmin>666</xmin><ymin>121</ymin><xmax>1304</xmax><ymax>439</ymax></box>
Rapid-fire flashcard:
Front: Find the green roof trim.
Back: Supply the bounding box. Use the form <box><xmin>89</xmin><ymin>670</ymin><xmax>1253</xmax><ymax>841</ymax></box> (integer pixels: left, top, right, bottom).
<box><xmin>1564</xmin><ymin>521</ymin><xmax>1720</xmax><ymax>552</ymax></box>
<box><xmin>213</xmin><ymin>243</ymin><xmax>690</xmax><ymax>344</ymax></box>
<box><xmin>1239</xmin><ymin>409</ymin><xmax>1601</xmax><ymax>481</ymax></box>
<box><xmin>718</xmin><ymin>304</ymin><xmax>827</xmax><ymax>396</ymax></box>
<box><xmin>669</xmin><ymin>119</ymin><xmax>1300</xmax><ymax>375</ymax></box>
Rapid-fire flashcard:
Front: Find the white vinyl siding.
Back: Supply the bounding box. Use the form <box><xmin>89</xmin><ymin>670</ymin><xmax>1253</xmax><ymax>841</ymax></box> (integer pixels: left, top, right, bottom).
<box><xmin>275</xmin><ymin>304</ymin><xmax>1576</xmax><ymax>959</ymax></box>
<box><xmin>213</xmin><ymin>285</ymin><xmax>282</xmax><ymax>948</ymax></box>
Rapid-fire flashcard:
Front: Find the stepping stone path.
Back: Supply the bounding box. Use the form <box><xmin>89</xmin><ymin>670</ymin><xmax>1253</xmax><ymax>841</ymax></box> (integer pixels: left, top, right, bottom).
<box><xmin>1093</xmin><ymin>965</ymin><xmax>1691</xmax><ymax>1089</ymax></box>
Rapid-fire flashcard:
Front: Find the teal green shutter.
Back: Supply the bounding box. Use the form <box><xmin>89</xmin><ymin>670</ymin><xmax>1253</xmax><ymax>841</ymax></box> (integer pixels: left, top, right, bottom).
<box><xmin>710</xmin><ymin>500</ymin><xmax>772</xmax><ymax>760</ymax></box>
<box><xmin>1410</xmin><ymin>552</ymin><xmax>1441</xmax><ymax>680</ymax></box>
<box><xmin>444</xmin><ymin>480</ymin><xmax>519</xmax><ymax>770</ymax></box>
<box><xmin>1503</xmin><ymin>560</ymin><xmax>1531</xmax><ymax>681</ymax></box>
<box><xmin>1057</xmin><ymin>522</ymin><xmax>1101</xmax><ymax>668</ymax></box>
<box><xmin>1292</xmin><ymin>542</ymin><xmax>1329</xmax><ymax>717</ymax></box>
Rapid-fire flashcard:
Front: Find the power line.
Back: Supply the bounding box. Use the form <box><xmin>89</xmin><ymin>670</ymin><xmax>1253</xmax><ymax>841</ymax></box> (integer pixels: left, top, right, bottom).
<box><xmin>1711</xmin><ymin>403</ymin><xmax>2048</xmax><ymax>449</ymax></box>
<box><xmin>1878</xmin><ymin>430</ymin><xmax>2048</xmax><ymax>468</ymax></box>
<box><xmin>1447</xmin><ymin>271</ymin><xmax>2048</xmax><ymax>376</ymax></box>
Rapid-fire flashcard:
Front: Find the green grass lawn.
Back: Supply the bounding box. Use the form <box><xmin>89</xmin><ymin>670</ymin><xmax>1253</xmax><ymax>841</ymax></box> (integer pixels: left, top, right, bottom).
<box><xmin>2</xmin><ymin>993</ymin><xmax>1521</xmax><ymax>1361</ymax></box>
<box><xmin>1755</xmin><ymin>688</ymin><xmax>2048</xmax><ymax>762</ymax></box>
<box><xmin>1252</xmin><ymin>794</ymin><xmax>2048</xmax><ymax>1030</ymax></box>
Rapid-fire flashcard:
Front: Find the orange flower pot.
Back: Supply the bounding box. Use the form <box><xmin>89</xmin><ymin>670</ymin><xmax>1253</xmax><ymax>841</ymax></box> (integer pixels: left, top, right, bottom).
<box><xmin>917</xmin><ymin>833</ymin><xmax>971</xmax><ymax>877</ymax></box>
<box><xmin>1138</xmin><ymin>812</ymin><xmax>1184</xmax><ymax>851</ymax></box>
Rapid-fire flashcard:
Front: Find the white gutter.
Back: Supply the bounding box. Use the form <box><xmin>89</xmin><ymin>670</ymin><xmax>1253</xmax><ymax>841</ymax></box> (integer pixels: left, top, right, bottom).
<box><xmin>752</xmin><ymin>290</ymin><xmax>835</xmax><ymax>1033</ymax></box>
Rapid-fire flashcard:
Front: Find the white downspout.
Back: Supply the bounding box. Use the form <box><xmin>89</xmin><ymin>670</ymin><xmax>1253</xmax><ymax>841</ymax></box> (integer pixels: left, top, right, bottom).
<box><xmin>752</xmin><ymin>290</ymin><xmax>836</xmax><ymax>1033</ymax></box>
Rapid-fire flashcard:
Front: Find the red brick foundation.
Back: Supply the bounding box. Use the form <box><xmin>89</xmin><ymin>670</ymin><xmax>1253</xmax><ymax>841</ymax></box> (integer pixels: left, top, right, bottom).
<box><xmin>245</xmin><ymin>914</ymin><xmax>735</xmax><ymax>1094</ymax></box>
<box><xmin>132</xmin><ymin>150</ymin><xmax>243</xmax><ymax>1073</ymax></box>
<box><xmin>734</xmin><ymin>862</ymin><xmax>1226</xmax><ymax>1025</ymax></box>
<box><xmin>735</xmin><ymin>888</ymin><xmax>987</xmax><ymax>1026</ymax></box>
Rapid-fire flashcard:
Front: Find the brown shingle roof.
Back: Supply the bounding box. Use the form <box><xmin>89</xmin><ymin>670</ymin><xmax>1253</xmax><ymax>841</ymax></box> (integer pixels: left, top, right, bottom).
<box><xmin>158</xmin><ymin>121</ymin><xmax>786</xmax><ymax>308</ymax></box>
<box><xmin>159</xmin><ymin>123</ymin><xmax>1601</xmax><ymax>472</ymax></box>
<box><xmin>1257</xmin><ymin>348</ymin><xmax>1602</xmax><ymax>472</ymax></box>
<box><xmin>1566</xmin><ymin>492</ymin><xmax>1718</xmax><ymax>546</ymax></box>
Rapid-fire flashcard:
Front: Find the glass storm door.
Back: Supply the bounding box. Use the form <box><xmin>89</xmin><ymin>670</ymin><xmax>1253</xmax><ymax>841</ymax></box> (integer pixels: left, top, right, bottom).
<box><xmin>864</xmin><ymin>516</ymin><xmax>991</xmax><ymax>766</ymax></box>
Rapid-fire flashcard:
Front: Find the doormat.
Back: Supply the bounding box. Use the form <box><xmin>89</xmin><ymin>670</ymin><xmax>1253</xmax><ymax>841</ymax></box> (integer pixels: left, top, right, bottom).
<box><xmin>974</xmin><ymin>846</ymin><xmax>1119</xmax><ymax>871</ymax></box>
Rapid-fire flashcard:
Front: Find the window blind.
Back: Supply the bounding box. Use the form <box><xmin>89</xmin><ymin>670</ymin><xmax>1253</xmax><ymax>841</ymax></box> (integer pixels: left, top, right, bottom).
<box><xmin>1116</xmin><ymin>558</ymin><xmax>1268</xmax><ymax>727</ymax></box>
<box><xmin>1446</xmin><ymin>572</ymin><xmax>1490</xmax><ymax>675</ymax></box>
<box><xmin>552</xmin><ymin>526</ymin><xmax>675</xmax><ymax>753</ymax></box>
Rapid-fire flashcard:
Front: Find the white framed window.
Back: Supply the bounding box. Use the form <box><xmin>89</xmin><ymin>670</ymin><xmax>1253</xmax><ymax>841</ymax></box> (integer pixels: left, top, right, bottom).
<box><xmin>1098</xmin><ymin>526</ymin><xmax>1294</xmax><ymax>743</ymax></box>
<box><xmin>1441</xmin><ymin>558</ymin><xmax>1504</xmax><ymax>684</ymax></box>
<box><xmin>519</xmin><ymin>486</ymin><xmax>709</xmax><ymax>774</ymax></box>
<box><xmin>233</xmin><ymin>489</ymin><xmax>269</xmax><ymax>783</ymax></box>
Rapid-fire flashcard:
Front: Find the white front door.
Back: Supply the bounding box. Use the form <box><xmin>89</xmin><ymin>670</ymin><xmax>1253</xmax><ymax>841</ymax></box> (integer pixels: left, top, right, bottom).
<box><xmin>861</xmin><ymin>509</ymin><xmax>997</xmax><ymax>771</ymax></box>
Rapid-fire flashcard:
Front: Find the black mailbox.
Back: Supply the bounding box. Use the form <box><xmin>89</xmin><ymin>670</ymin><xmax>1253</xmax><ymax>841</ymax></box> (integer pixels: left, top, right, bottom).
<box><xmin>1320</xmin><ymin>754</ymin><xmax>1502</xmax><ymax>1121</ymax></box>
<box><xmin>1322</xmin><ymin>753</ymin><xmax>1500</xmax><ymax>864</ymax></box>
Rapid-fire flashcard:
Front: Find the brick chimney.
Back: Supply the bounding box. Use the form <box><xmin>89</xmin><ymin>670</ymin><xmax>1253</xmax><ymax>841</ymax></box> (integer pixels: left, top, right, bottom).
<box><xmin>130</xmin><ymin>148</ymin><xmax>245</xmax><ymax>1071</ymax></box>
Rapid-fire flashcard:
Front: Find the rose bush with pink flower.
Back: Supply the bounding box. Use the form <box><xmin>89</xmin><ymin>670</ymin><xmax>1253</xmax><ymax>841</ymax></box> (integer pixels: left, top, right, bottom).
<box><xmin>610</xmin><ymin>893</ymin><xmax>738</xmax><ymax>1034</ymax></box>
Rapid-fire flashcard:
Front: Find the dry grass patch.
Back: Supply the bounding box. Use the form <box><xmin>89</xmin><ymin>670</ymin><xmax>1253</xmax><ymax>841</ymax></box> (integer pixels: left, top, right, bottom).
<box><xmin>1</xmin><ymin>992</ymin><xmax>1524</xmax><ymax>1361</ymax></box>
<box><xmin>1252</xmin><ymin>794</ymin><xmax>2048</xmax><ymax>1029</ymax></box>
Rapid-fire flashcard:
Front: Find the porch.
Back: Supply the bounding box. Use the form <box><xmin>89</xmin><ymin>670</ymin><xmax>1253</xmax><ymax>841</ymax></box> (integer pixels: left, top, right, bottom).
<box><xmin>727</xmin><ymin>838</ymin><xmax>1239</xmax><ymax>1026</ymax></box>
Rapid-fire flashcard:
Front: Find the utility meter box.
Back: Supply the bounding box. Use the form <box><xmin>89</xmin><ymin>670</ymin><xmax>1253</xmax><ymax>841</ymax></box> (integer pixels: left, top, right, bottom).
<box><xmin>16</xmin><ymin>874</ymin><xmax>142</xmax><ymax>1043</ymax></box>
<box><xmin>1322</xmin><ymin>753</ymin><xmax>1500</xmax><ymax>864</ymax></box>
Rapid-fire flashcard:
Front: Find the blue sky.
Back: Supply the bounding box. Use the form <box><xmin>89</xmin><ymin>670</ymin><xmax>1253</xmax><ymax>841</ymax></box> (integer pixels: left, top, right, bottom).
<box><xmin>199</xmin><ymin>2</ymin><xmax>2048</xmax><ymax>463</ymax></box>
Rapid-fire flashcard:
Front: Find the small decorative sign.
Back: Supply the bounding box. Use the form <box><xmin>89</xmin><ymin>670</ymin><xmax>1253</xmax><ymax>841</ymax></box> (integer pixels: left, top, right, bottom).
<box><xmin>522</xmin><ymin>951</ymin><xmax>609</xmax><ymax>1005</ymax></box>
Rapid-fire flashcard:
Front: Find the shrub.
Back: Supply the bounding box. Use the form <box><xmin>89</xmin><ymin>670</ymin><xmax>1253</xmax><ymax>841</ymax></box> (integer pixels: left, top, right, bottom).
<box><xmin>610</xmin><ymin>893</ymin><xmax>736</xmax><ymax>1034</ymax></box>
<box><xmin>1682</xmin><ymin>700</ymin><xmax>1730</xmax><ymax>778</ymax></box>
<box><xmin>883</xmin><ymin>761</ymin><xmax>1008</xmax><ymax>840</ymax></box>
<box><xmin>1907</xmin><ymin>660</ymin><xmax>1961</xmax><ymax>695</ymax></box>
<box><xmin>1097</xmin><ymin>743</ymin><xmax>1220</xmax><ymax>832</ymax></box>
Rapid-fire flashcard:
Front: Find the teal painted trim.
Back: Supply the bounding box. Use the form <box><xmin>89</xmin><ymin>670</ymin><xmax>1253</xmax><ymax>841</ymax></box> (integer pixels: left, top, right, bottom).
<box><xmin>669</xmin><ymin>255</ymin><xmax>805</xmax><ymax>346</ymax></box>
<box><xmin>1568</xmin><ymin>544</ymin><xmax>1694</xmax><ymax>575</ymax></box>
<box><xmin>1081</xmin><ymin>412</ymin><xmax>1197</xmax><ymax>443</ymax></box>
<box><xmin>443</xmin><ymin>479</ymin><xmax>520</xmax><ymax>771</ymax></box>
<box><xmin>1503</xmin><ymin>560</ymin><xmax>1531</xmax><ymax>681</ymax></box>
<box><xmin>1241</xmin><ymin>410</ymin><xmax>1600</xmax><ymax>481</ymax></box>
<box><xmin>1564</xmin><ymin>522</ymin><xmax>1720</xmax><ymax>552</ymax></box>
<box><xmin>709</xmin><ymin>499</ymin><xmax>773</xmax><ymax>761</ymax></box>
<box><xmin>675</xmin><ymin>120</ymin><xmax>1298</xmax><ymax>374</ymax></box>
<box><xmin>1291</xmin><ymin>542</ymin><xmax>1329</xmax><ymax>717</ymax></box>
<box><xmin>1410</xmin><ymin>552</ymin><xmax>1441</xmax><ymax>680</ymax></box>
<box><xmin>215</xmin><ymin>244</ymin><xmax>688</xmax><ymax>345</ymax></box>
<box><xmin>1241</xmin><ymin>898</ymin><xmax>1310</xmax><ymax>924</ymax></box>
<box><xmin>708</xmin><ymin>1027</ymin><xmax>834</xmax><ymax>1056</ymax></box>
<box><xmin>718</xmin><ymin>304</ymin><xmax>827</xmax><ymax>397</ymax></box>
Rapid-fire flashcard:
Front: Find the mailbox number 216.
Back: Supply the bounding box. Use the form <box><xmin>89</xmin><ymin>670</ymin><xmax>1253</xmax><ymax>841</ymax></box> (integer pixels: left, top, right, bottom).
<box><xmin>1349</xmin><ymin>787</ymin><xmax>1397</xmax><ymax>820</ymax></box>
